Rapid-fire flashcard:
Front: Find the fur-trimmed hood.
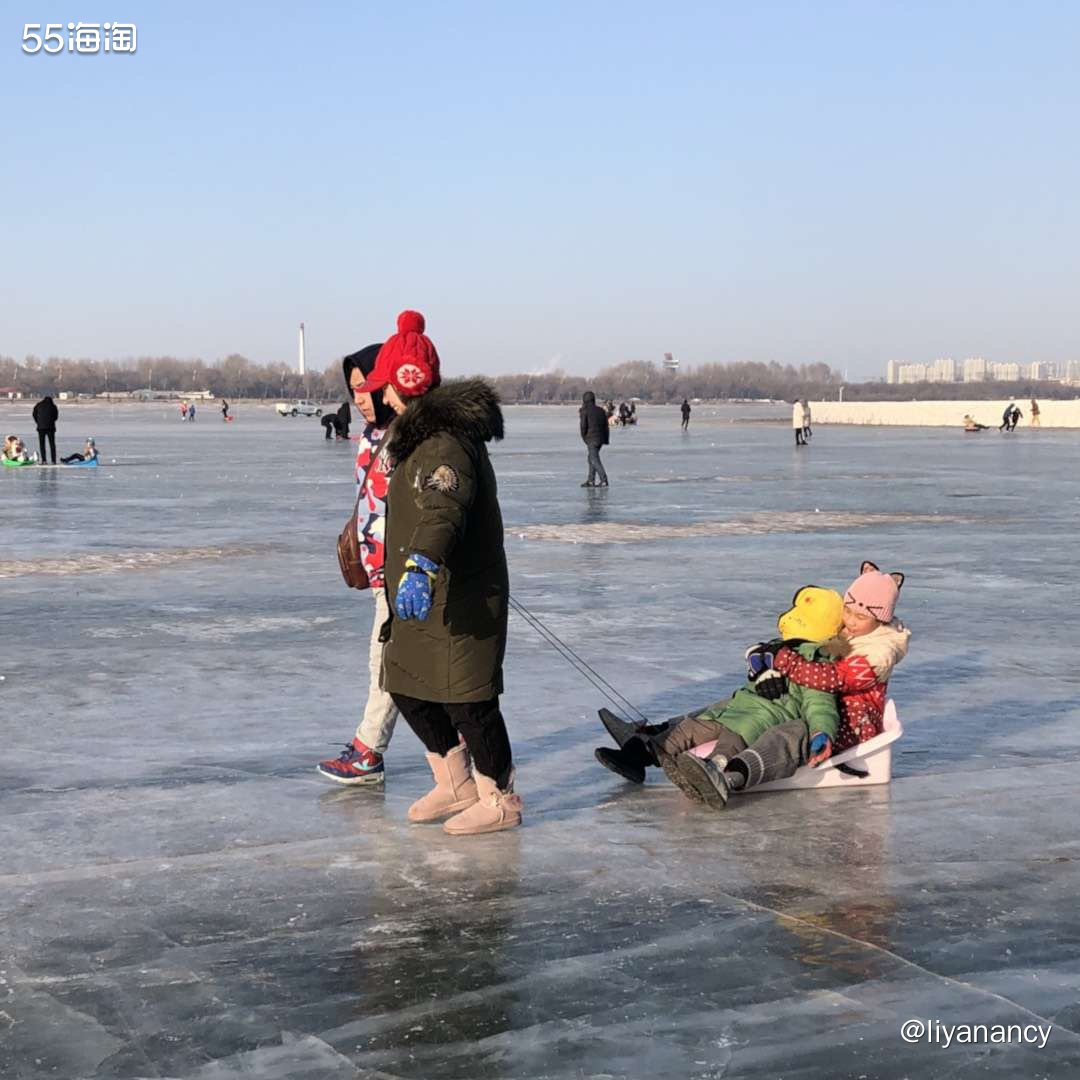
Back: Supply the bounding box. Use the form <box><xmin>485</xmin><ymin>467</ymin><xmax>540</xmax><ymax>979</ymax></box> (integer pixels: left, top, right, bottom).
<box><xmin>386</xmin><ymin>377</ymin><xmax>504</xmax><ymax>464</ymax></box>
<box><xmin>820</xmin><ymin>619</ymin><xmax>911</xmax><ymax>680</ymax></box>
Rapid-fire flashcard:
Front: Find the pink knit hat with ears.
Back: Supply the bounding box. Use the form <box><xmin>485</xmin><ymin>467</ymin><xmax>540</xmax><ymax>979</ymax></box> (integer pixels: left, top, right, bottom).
<box><xmin>844</xmin><ymin>561</ymin><xmax>904</xmax><ymax>623</ymax></box>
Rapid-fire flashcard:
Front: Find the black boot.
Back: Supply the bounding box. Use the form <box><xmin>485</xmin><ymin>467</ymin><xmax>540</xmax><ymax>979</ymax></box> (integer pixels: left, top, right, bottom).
<box><xmin>599</xmin><ymin>708</ymin><xmax>637</xmax><ymax>748</ymax></box>
<box><xmin>599</xmin><ymin>708</ymin><xmax>670</xmax><ymax>749</ymax></box>
<box><xmin>594</xmin><ymin>737</ymin><xmax>657</xmax><ymax>784</ymax></box>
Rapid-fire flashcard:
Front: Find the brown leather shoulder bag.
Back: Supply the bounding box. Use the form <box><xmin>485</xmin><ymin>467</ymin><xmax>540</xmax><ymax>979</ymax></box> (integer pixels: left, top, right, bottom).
<box><xmin>337</xmin><ymin>433</ymin><xmax>388</xmax><ymax>590</ymax></box>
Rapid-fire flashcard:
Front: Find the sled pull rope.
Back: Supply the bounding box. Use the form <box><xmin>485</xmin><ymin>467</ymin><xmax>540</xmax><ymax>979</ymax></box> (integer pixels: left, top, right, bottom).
<box><xmin>508</xmin><ymin>596</ymin><xmax>649</xmax><ymax>724</ymax></box>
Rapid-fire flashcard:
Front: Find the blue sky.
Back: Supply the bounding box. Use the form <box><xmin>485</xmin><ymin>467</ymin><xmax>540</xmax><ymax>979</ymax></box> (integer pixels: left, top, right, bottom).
<box><xmin>3</xmin><ymin>1</ymin><xmax>1079</xmax><ymax>377</ymax></box>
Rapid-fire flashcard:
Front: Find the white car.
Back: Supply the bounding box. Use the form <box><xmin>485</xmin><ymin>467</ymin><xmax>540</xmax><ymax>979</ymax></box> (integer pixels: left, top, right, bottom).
<box><xmin>275</xmin><ymin>400</ymin><xmax>323</xmax><ymax>417</ymax></box>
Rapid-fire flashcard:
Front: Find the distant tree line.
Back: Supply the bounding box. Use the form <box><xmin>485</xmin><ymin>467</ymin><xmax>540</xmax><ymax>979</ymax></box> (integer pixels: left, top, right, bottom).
<box><xmin>0</xmin><ymin>354</ymin><xmax>345</xmax><ymax>400</ymax></box>
<box><xmin>825</xmin><ymin>380</ymin><xmax>1074</xmax><ymax>402</ymax></box>
<box><xmin>490</xmin><ymin>361</ymin><xmax>1074</xmax><ymax>404</ymax></box>
<box><xmin>1</xmin><ymin>353</ymin><xmax>1073</xmax><ymax>403</ymax></box>
<box><xmin>492</xmin><ymin>360</ymin><xmax>842</xmax><ymax>403</ymax></box>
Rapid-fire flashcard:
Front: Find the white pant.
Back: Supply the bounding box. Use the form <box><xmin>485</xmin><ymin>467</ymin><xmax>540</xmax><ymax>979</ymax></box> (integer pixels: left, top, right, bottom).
<box><xmin>355</xmin><ymin>589</ymin><xmax>400</xmax><ymax>754</ymax></box>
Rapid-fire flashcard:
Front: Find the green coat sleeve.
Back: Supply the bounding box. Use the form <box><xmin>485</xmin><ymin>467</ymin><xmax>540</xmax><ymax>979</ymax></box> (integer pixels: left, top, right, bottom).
<box><xmin>406</xmin><ymin>433</ymin><xmax>478</xmax><ymax>566</ymax></box>
<box><xmin>798</xmin><ymin>684</ymin><xmax>839</xmax><ymax>742</ymax></box>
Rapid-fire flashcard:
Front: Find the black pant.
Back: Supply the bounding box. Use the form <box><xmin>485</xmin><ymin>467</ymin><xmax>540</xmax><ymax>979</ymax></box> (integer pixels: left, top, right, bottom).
<box><xmin>60</xmin><ymin>453</ymin><xmax>85</xmax><ymax>464</ymax></box>
<box><xmin>681</xmin><ymin>416</ymin><xmax>689</xmax><ymax>430</ymax></box>
<box><xmin>794</xmin><ymin>429</ymin><xmax>804</xmax><ymax>445</ymax></box>
<box><xmin>586</xmin><ymin>444</ymin><xmax>608</xmax><ymax>485</ymax></box>
<box><xmin>392</xmin><ymin>693</ymin><xmax>513</xmax><ymax>789</ymax></box>
<box><xmin>37</xmin><ymin>430</ymin><xmax>56</xmax><ymax>464</ymax></box>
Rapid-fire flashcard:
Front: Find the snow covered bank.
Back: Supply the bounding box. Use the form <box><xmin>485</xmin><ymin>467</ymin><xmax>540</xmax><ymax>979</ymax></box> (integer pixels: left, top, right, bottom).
<box><xmin>811</xmin><ymin>398</ymin><xmax>1080</xmax><ymax>427</ymax></box>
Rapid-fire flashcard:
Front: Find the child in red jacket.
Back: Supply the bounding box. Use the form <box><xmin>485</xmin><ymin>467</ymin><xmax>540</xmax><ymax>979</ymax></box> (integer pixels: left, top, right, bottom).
<box><xmin>752</xmin><ymin>561</ymin><xmax>909</xmax><ymax>761</ymax></box>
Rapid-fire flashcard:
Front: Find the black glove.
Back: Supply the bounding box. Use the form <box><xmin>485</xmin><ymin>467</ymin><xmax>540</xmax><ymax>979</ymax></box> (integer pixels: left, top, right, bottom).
<box><xmin>753</xmin><ymin>670</ymin><xmax>789</xmax><ymax>700</ymax></box>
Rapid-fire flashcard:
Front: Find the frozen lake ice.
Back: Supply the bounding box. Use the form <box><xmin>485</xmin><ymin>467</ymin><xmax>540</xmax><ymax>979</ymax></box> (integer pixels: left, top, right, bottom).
<box><xmin>2</xmin><ymin>400</ymin><xmax>1079</xmax><ymax>1078</ymax></box>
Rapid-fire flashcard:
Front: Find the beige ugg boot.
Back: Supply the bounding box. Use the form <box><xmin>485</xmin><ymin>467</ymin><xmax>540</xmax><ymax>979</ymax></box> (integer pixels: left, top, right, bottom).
<box><xmin>443</xmin><ymin>770</ymin><xmax>523</xmax><ymax>835</ymax></box>
<box><xmin>408</xmin><ymin>743</ymin><xmax>479</xmax><ymax>823</ymax></box>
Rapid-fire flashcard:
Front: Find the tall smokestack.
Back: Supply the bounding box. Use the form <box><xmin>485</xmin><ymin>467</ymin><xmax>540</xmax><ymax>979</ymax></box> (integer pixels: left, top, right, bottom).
<box><xmin>298</xmin><ymin>322</ymin><xmax>306</xmax><ymax>376</ymax></box>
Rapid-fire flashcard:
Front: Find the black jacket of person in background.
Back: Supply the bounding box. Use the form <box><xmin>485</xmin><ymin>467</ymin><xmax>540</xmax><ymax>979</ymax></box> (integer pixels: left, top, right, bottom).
<box><xmin>33</xmin><ymin>396</ymin><xmax>58</xmax><ymax>431</ymax></box>
<box><xmin>579</xmin><ymin>391</ymin><xmax>610</xmax><ymax>447</ymax></box>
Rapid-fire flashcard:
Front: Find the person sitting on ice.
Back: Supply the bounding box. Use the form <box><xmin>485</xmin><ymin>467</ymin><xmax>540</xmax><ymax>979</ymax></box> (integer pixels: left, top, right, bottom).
<box><xmin>594</xmin><ymin>583</ymin><xmax>848</xmax><ymax>790</ymax></box>
<box><xmin>61</xmin><ymin>437</ymin><xmax>98</xmax><ymax>464</ymax></box>
<box><xmin>675</xmin><ymin>562</ymin><xmax>909</xmax><ymax>807</ymax></box>
<box><xmin>963</xmin><ymin>414</ymin><xmax>988</xmax><ymax>431</ymax></box>
<box><xmin>3</xmin><ymin>435</ymin><xmax>32</xmax><ymax>463</ymax></box>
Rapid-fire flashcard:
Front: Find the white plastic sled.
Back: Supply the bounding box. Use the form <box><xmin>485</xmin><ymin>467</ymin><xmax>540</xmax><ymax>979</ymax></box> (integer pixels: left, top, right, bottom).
<box><xmin>748</xmin><ymin>699</ymin><xmax>902</xmax><ymax>793</ymax></box>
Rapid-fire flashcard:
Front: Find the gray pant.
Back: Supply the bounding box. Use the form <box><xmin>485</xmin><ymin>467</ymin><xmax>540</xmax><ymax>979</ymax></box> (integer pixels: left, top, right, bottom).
<box><xmin>726</xmin><ymin>721</ymin><xmax>808</xmax><ymax>789</ymax></box>
<box><xmin>648</xmin><ymin>702</ymin><xmax>746</xmax><ymax>763</ymax></box>
<box><xmin>586</xmin><ymin>444</ymin><xmax>608</xmax><ymax>485</ymax></box>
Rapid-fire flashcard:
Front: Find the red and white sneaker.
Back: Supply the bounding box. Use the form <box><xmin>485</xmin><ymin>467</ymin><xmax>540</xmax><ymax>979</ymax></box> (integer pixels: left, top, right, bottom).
<box><xmin>317</xmin><ymin>738</ymin><xmax>385</xmax><ymax>785</ymax></box>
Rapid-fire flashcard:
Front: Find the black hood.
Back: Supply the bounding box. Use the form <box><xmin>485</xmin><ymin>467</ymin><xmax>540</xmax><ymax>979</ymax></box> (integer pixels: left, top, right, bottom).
<box><xmin>581</xmin><ymin>391</ymin><xmax>596</xmax><ymax>407</ymax></box>
<box><xmin>342</xmin><ymin>344</ymin><xmax>394</xmax><ymax>428</ymax></box>
<box><xmin>387</xmin><ymin>378</ymin><xmax>504</xmax><ymax>464</ymax></box>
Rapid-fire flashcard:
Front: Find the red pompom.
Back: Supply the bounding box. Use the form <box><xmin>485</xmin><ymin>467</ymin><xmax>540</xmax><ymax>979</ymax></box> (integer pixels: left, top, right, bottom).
<box><xmin>397</xmin><ymin>310</ymin><xmax>425</xmax><ymax>334</ymax></box>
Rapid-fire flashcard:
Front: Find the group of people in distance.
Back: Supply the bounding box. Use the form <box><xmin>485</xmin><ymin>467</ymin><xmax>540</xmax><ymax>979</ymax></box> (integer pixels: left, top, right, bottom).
<box><xmin>1</xmin><ymin>396</ymin><xmax>98</xmax><ymax>466</ymax></box>
<box><xmin>321</xmin><ymin>401</ymin><xmax>352</xmax><ymax>440</ymax></box>
<box><xmin>178</xmin><ymin>399</ymin><xmax>230</xmax><ymax>422</ymax></box>
<box><xmin>963</xmin><ymin>398</ymin><xmax>1039</xmax><ymax>432</ymax></box>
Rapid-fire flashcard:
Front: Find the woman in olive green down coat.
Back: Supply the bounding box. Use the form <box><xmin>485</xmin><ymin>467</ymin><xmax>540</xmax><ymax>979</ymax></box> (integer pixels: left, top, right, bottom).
<box><xmin>356</xmin><ymin>310</ymin><xmax>521</xmax><ymax>836</ymax></box>
<box><xmin>382</xmin><ymin>378</ymin><xmax>509</xmax><ymax>705</ymax></box>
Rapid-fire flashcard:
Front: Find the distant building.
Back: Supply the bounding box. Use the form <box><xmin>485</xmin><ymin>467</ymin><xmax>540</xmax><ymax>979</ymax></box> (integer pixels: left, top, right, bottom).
<box><xmin>662</xmin><ymin>352</ymin><xmax>678</xmax><ymax>372</ymax></box>
<box><xmin>930</xmin><ymin>357</ymin><xmax>957</xmax><ymax>382</ymax></box>
<box><xmin>886</xmin><ymin>356</ymin><xmax>1052</xmax><ymax>384</ymax></box>
<box><xmin>962</xmin><ymin>357</ymin><xmax>988</xmax><ymax>382</ymax></box>
<box><xmin>989</xmin><ymin>362</ymin><xmax>1020</xmax><ymax>381</ymax></box>
<box><xmin>898</xmin><ymin>363</ymin><xmax>928</xmax><ymax>384</ymax></box>
<box><xmin>0</xmin><ymin>387</ymin><xmax>22</xmax><ymax>400</ymax></box>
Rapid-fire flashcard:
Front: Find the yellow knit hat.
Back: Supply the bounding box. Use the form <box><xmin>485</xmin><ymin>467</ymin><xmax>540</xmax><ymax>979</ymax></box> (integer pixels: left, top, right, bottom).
<box><xmin>777</xmin><ymin>586</ymin><xmax>844</xmax><ymax>641</ymax></box>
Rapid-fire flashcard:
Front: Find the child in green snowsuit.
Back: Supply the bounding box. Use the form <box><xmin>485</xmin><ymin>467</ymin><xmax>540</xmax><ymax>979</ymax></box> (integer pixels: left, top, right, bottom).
<box><xmin>677</xmin><ymin>641</ymin><xmax>840</xmax><ymax>755</ymax></box>
<box><xmin>594</xmin><ymin>586</ymin><xmax>845</xmax><ymax>793</ymax></box>
<box><xmin>595</xmin><ymin>640</ymin><xmax>840</xmax><ymax>790</ymax></box>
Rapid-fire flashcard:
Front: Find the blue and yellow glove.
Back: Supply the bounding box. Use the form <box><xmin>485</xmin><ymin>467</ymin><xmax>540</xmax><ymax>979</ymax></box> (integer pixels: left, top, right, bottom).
<box><xmin>808</xmin><ymin>732</ymin><xmax>833</xmax><ymax>766</ymax></box>
<box><xmin>395</xmin><ymin>553</ymin><xmax>439</xmax><ymax>620</ymax></box>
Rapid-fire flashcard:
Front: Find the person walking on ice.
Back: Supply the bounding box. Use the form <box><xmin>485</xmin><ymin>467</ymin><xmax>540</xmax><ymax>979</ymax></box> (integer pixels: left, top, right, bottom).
<box><xmin>580</xmin><ymin>390</ymin><xmax>610</xmax><ymax>486</ymax></box>
<box><xmin>680</xmin><ymin>398</ymin><xmax>691</xmax><ymax>430</ymax></box>
<box><xmin>792</xmin><ymin>400</ymin><xmax>805</xmax><ymax>446</ymax></box>
<box><xmin>317</xmin><ymin>345</ymin><xmax>400</xmax><ymax>786</ymax></box>
<box><xmin>360</xmin><ymin>310</ymin><xmax>522</xmax><ymax>835</ymax></box>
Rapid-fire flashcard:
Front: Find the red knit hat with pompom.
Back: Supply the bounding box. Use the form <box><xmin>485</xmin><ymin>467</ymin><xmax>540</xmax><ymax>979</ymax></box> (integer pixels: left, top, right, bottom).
<box><xmin>358</xmin><ymin>310</ymin><xmax>441</xmax><ymax>397</ymax></box>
